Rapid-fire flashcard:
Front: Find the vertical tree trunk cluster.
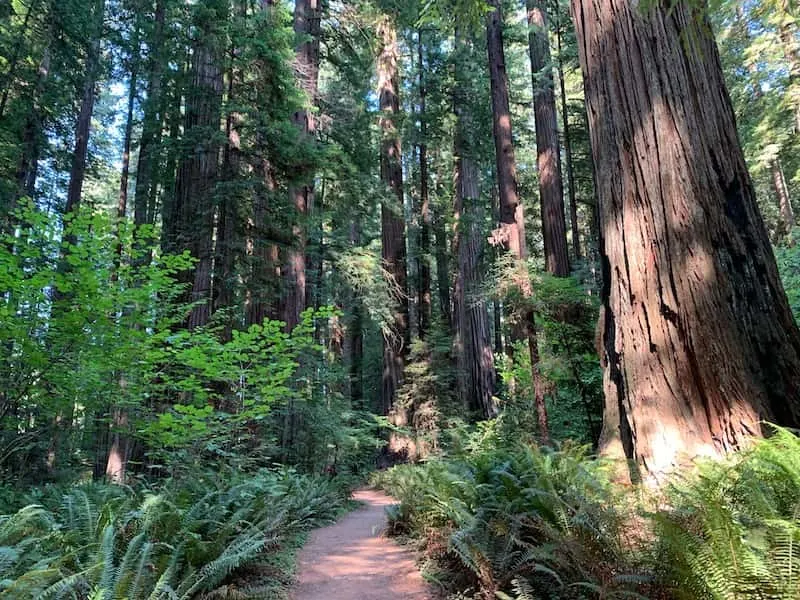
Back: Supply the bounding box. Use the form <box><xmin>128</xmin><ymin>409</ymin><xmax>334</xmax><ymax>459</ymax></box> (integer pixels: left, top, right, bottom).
<box><xmin>134</xmin><ymin>0</ymin><xmax>166</xmax><ymax>230</ymax></box>
<box><xmin>174</xmin><ymin>22</ymin><xmax>225</xmax><ymax>330</ymax></box>
<box><xmin>486</xmin><ymin>0</ymin><xmax>549</xmax><ymax>441</ymax></box>
<box><xmin>572</xmin><ymin>0</ymin><xmax>800</xmax><ymax>478</ymax></box>
<box><xmin>452</xmin><ymin>31</ymin><xmax>496</xmax><ymax>418</ymax></box>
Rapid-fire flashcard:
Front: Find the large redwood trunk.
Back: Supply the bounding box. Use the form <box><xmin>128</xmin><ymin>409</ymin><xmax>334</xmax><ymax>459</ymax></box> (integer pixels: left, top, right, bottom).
<box><xmin>527</xmin><ymin>0</ymin><xmax>570</xmax><ymax>276</ymax></box>
<box><xmin>486</xmin><ymin>0</ymin><xmax>549</xmax><ymax>442</ymax></box>
<box><xmin>377</xmin><ymin>16</ymin><xmax>409</xmax><ymax>415</ymax></box>
<box><xmin>174</xmin><ymin>19</ymin><xmax>224</xmax><ymax>330</ymax></box>
<box><xmin>283</xmin><ymin>0</ymin><xmax>320</xmax><ymax>332</ymax></box>
<box><xmin>572</xmin><ymin>0</ymin><xmax>800</xmax><ymax>479</ymax></box>
<box><xmin>453</xmin><ymin>31</ymin><xmax>495</xmax><ymax>418</ymax></box>
<box><xmin>453</xmin><ymin>158</ymin><xmax>496</xmax><ymax>418</ymax></box>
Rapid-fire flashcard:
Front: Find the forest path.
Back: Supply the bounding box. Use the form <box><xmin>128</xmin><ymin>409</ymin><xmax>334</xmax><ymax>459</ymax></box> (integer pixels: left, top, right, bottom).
<box><xmin>289</xmin><ymin>489</ymin><xmax>434</xmax><ymax>600</ymax></box>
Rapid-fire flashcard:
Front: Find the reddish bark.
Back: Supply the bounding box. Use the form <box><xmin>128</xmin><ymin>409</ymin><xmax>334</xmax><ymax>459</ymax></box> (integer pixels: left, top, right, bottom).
<box><xmin>527</xmin><ymin>0</ymin><xmax>570</xmax><ymax>276</ymax></box>
<box><xmin>378</xmin><ymin>16</ymin><xmax>409</xmax><ymax>415</ymax></box>
<box><xmin>572</xmin><ymin>0</ymin><xmax>800</xmax><ymax>478</ymax></box>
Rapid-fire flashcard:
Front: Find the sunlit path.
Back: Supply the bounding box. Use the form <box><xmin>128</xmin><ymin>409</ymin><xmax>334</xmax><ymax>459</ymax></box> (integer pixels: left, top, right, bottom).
<box><xmin>290</xmin><ymin>489</ymin><xmax>434</xmax><ymax>600</ymax></box>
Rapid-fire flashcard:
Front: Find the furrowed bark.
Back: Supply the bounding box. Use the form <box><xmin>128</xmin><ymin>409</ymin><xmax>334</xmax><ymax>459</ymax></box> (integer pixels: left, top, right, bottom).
<box><xmin>377</xmin><ymin>16</ymin><xmax>409</xmax><ymax>415</ymax></box>
<box><xmin>527</xmin><ymin>0</ymin><xmax>570</xmax><ymax>276</ymax></box>
<box><xmin>572</xmin><ymin>0</ymin><xmax>800</xmax><ymax>479</ymax></box>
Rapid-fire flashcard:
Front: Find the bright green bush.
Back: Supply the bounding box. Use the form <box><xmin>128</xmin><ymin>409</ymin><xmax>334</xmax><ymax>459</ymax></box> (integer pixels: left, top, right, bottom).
<box><xmin>0</xmin><ymin>469</ymin><xmax>346</xmax><ymax>599</ymax></box>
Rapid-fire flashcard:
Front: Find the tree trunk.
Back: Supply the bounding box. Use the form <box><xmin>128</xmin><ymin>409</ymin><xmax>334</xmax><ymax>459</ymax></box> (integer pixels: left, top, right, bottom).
<box><xmin>486</xmin><ymin>0</ymin><xmax>526</xmax><ymax>259</ymax></box>
<box><xmin>527</xmin><ymin>0</ymin><xmax>570</xmax><ymax>276</ymax></box>
<box><xmin>118</xmin><ymin>50</ymin><xmax>138</xmax><ymax>233</ymax></box>
<box><xmin>134</xmin><ymin>0</ymin><xmax>165</xmax><ymax>229</ymax></box>
<box><xmin>572</xmin><ymin>0</ymin><xmax>800</xmax><ymax>480</ymax></box>
<box><xmin>453</xmin><ymin>158</ymin><xmax>496</xmax><ymax>418</ymax></box>
<box><xmin>246</xmin><ymin>1</ymin><xmax>281</xmax><ymax>326</ymax></box>
<box><xmin>283</xmin><ymin>0</ymin><xmax>320</xmax><ymax>332</ymax></box>
<box><xmin>486</xmin><ymin>0</ymin><xmax>549</xmax><ymax>442</ymax></box>
<box><xmin>417</xmin><ymin>31</ymin><xmax>433</xmax><ymax>340</ymax></box>
<box><xmin>174</xmin><ymin>17</ymin><xmax>224</xmax><ymax>330</ymax></box>
<box><xmin>14</xmin><ymin>44</ymin><xmax>50</xmax><ymax>206</ymax></box>
<box><xmin>556</xmin><ymin>20</ymin><xmax>581</xmax><ymax>260</ymax></box>
<box><xmin>377</xmin><ymin>16</ymin><xmax>409</xmax><ymax>415</ymax></box>
<box><xmin>434</xmin><ymin>206</ymin><xmax>451</xmax><ymax>330</ymax></box>
<box><xmin>772</xmin><ymin>159</ymin><xmax>794</xmax><ymax>236</ymax></box>
<box><xmin>453</xmin><ymin>31</ymin><xmax>495</xmax><ymax>418</ymax></box>
<box><xmin>348</xmin><ymin>222</ymin><xmax>364</xmax><ymax>408</ymax></box>
<box><xmin>65</xmin><ymin>0</ymin><xmax>105</xmax><ymax>216</ymax></box>
<box><xmin>105</xmin><ymin>41</ymin><xmax>139</xmax><ymax>484</ymax></box>
<box><xmin>215</xmin><ymin>52</ymin><xmax>242</xmax><ymax>328</ymax></box>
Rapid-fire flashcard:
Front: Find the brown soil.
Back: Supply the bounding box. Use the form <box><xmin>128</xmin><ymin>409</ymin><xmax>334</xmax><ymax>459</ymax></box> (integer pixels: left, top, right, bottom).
<box><xmin>289</xmin><ymin>489</ymin><xmax>435</xmax><ymax>600</ymax></box>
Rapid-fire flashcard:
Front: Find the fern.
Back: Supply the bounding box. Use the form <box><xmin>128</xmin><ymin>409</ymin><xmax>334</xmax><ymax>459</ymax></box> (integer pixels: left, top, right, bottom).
<box><xmin>0</xmin><ymin>470</ymin><xmax>345</xmax><ymax>600</ymax></box>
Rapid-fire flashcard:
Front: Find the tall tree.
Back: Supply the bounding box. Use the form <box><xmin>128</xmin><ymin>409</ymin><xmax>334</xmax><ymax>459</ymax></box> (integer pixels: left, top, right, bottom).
<box><xmin>64</xmin><ymin>0</ymin><xmax>105</xmax><ymax>216</ymax></box>
<box><xmin>527</xmin><ymin>0</ymin><xmax>570</xmax><ymax>276</ymax></box>
<box><xmin>486</xmin><ymin>0</ymin><xmax>549</xmax><ymax>441</ymax></box>
<box><xmin>572</xmin><ymin>0</ymin><xmax>800</xmax><ymax>479</ymax></box>
<box><xmin>453</xmin><ymin>31</ymin><xmax>495</xmax><ymax>417</ymax></box>
<box><xmin>283</xmin><ymin>0</ymin><xmax>321</xmax><ymax>332</ymax></box>
<box><xmin>173</xmin><ymin>0</ymin><xmax>225</xmax><ymax>330</ymax></box>
<box><xmin>377</xmin><ymin>14</ymin><xmax>409</xmax><ymax>415</ymax></box>
<box><xmin>417</xmin><ymin>30</ymin><xmax>432</xmax><ymax>340</ymax></box>
<box><xmin>133</xmin><ymin>0</ymin><xmax>166</xmax><ymax>230</ymax></box>
<box><xmin>555</xmin><ymin>13</ymin><xmax>581</xmax><ymax>259</ymax></box>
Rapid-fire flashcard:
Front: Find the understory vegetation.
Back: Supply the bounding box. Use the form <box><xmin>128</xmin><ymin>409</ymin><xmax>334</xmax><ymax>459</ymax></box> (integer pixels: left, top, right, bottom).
<box><xmin>374</xmin><ymin>428</ymin><xmax>800</xmax><ymax>600</ymax></box>
<box><xmin>0</xmin><ymin>469</ymin><xmax>348</xmax><ymax>599</ymax></box>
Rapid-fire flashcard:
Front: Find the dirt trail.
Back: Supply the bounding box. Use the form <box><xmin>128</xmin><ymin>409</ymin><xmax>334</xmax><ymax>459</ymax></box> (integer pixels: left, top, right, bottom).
<box><xmin>289</xmin><ymin>489</ymin><xmax>434</xmax><ymax>600</ymax></box>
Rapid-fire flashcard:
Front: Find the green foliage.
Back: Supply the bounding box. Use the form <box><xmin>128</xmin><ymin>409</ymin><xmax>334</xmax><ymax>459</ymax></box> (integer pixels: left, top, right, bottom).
<box><xmin>375</xmin><ymin>431</ymin><xmax>800</xmax><ymax>599</ymax></box>
<box><xmin>372</xmin><ymin>440</ymin><xmax>643</xmax><ymax>599</ymax></box>
<box><xmin>654</xmin><ymin>427</ymin><xmax>800</xmax><ymax>600</ymax></box>
<box><xmin>0</xmin><ymin>202</ymin><xmax>191</xmax><ymax>481</ymax></box>
<box><xmin>776</xmin><ymin>237</ymin><xmax>800</xmax><ymax>323</ymax></box>
<box><xmin>492</xmin><ymin>264</ymin><xmax>603</xmax><ymax>446</ymax></box>
<box><xmin>0</xmin><ymin>469</ymin><xmax>347</xmax><ymax>599</ymax></box>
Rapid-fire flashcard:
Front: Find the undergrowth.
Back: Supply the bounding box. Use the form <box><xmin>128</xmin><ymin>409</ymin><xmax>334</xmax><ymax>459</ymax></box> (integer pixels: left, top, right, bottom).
<box><xmin>373</xmin><ymin>426</ymin><xmax>800</xmax><ymax>600</ymax></box>
<box><xmin>0</xmin><ymin>468</ymin><xmax>348</xmax><ymax>599</ymax></box>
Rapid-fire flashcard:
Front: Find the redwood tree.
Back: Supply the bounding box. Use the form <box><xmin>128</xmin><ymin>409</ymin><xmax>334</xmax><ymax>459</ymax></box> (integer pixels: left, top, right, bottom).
<box><xmin>283</xmin><ymin>0</ymin><xmax>320</xmax><ymax>332</ymax></box>
<box><xmin>453</xmin><ymin>30</ymin><xmax>496</xmax><ymax>418</ymax></box>
<box><xmin>486</xmin><ymin>0</ymin><xmax>549</xmax><ymax>441</ymax></box>
<box><xmin>173</xmin><ymin>1</ymin><xmax>225</xmax><ymax>330</ymax></box>
<box><xmin>527</xmin><ymin>0</ymin><xmax>570</xmax><ymax>276</ymax></box>
<box><xmin>377</xmin><ymin>15</ymin><xmax>409</xmax><ymax>415</ymax></box>
<box><xmin>571</xmin><ymin>0</ymin><xmax>800</xmax><ymax>478</ymax></box>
